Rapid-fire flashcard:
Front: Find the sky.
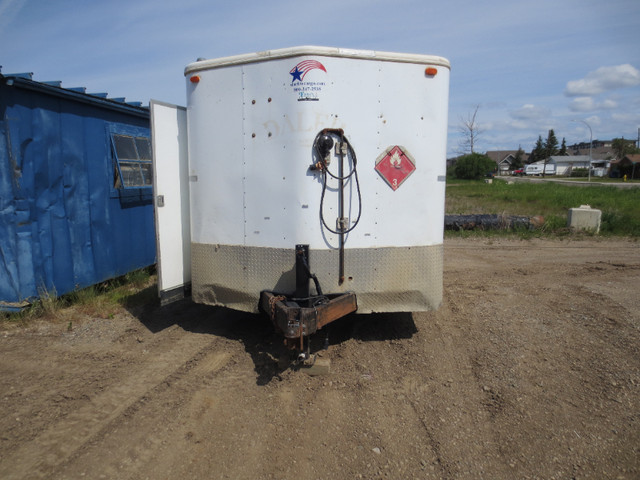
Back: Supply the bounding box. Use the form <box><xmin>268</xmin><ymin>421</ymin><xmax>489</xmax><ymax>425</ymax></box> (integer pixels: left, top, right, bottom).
<box><xmin>1</xmin><ymin>0</ymin><xmax>639</xmax><ymax>158</ymax></box>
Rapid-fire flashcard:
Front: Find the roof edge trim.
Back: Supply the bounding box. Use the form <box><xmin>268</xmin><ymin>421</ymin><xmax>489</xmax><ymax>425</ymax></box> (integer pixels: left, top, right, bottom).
<box><xmin>184</xmin><ymin>45</ymin><xmax>450</xmax><ymax>75</ymax></box>
<box><xmin>2</xmin><ymin>75</ymin><xmax>149</xmax><ymax>118</ymax></box>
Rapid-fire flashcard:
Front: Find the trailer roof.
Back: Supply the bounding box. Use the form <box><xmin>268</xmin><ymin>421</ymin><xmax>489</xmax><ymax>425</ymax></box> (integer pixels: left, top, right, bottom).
<box><xmin>185</xmin><ymin>46</ymin><xmax>450</xmax><ymax>75</ymax></box>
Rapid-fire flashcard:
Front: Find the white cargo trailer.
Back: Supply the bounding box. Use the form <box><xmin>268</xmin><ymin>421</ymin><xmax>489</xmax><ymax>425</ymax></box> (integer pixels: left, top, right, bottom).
<box><xmin>151</xmin><ymin>46</ymin><xmax>450</xmax><ymax>348</ymax></box>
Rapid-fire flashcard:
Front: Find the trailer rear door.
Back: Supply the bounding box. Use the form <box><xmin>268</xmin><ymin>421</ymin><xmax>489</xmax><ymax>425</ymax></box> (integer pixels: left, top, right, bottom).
<box><xmin>150</xmin><ymin>100</ymin><xmax>191</xmax><ymax>305</ymax></box>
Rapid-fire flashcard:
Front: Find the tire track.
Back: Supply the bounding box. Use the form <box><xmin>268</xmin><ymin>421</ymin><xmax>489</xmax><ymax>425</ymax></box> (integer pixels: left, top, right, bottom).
<box><xmin>54</xmin><ymin>347</ymin><xmax>236</xmax><ymax>480</ymax></box>
<box><xmin>0</xmin><ymin>331</ymin><xmax>219</xmax><ymax>480</ymax></box>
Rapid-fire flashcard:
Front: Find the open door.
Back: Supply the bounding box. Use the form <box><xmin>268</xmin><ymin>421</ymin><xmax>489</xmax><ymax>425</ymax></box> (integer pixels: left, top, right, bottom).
<box><xmin>150</xmin><ymin>100</ymin><xmax>191</xmax><ymax>305</ymax></box>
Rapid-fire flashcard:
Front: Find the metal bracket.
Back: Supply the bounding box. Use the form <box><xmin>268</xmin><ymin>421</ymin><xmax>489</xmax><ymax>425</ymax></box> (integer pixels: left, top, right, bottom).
<box><xmin>260</xmin><ymin>290</ymin><xmax>358</xmax><ymax>344</ymax></box>
<box><xmin>259</xmin><ymin>244</ymin><xmax>356</xmax><ymax>349</ymax></box>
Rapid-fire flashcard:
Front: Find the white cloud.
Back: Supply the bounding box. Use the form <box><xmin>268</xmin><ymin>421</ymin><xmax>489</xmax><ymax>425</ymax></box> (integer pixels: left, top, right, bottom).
<box><xmin>508</xmin><ymin>120</ymin><xmax>534</xmax><ymax>130</ymax></box>
<box><xmin>569</xmin><ymin>97</ymin><xmax>595</xmax><ymax>112</ymax></box>
<box><xmin>564</xmin><ymin>64</ymin><xmax>640</xmax><ymax>96</ymax></box>
<box><xmin>509</xmin><ymin>104</ymin><xmax>550</xmax><ymax>120</ymax></box>
<box><xmin>569</xmin><ymin>97</ymin><xmax>618</xmax><ymax>112</ymax></box>
<box><xmin>611</xmin><ymin>112</ymin><xmax>640</xmax><ymax>123</ymax></box>
<box><xmin>585</xmin><ymin>116</ymin><xmax>601</xmax><ymax>128</ymax></box>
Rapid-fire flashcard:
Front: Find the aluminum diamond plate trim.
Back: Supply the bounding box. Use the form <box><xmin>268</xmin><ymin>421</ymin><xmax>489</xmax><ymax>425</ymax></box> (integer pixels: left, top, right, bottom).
<box><xmin>191</xmin><ymin>243</ymin><xmax>443</xmax><ymax>313</ymax></box>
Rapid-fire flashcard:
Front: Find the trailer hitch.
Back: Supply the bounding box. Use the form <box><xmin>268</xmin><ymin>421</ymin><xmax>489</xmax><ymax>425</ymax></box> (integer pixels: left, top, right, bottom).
<box><xmin>261</xmin><ymin>290</ymin><xmax>357</xmax><ymax>350</ymax></box>
<box><xmin>259</xmin><ymin>244</ymin><xmax>357</xmax><ymax>352</ymax></box>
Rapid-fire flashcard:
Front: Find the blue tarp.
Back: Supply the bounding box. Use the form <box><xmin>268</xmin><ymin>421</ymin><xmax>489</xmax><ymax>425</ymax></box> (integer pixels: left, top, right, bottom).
<box><xmin>0</xmin><ymin>74</ymin><xmax>155</xmax><ymax>308</ymax></box>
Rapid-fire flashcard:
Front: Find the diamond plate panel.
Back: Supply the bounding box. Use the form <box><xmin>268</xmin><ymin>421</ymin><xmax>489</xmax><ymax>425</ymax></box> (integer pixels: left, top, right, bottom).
<box><xmin>191</xmin><ymin>243</ymin><xmax>443</xmax><ymax>314</ymax></box>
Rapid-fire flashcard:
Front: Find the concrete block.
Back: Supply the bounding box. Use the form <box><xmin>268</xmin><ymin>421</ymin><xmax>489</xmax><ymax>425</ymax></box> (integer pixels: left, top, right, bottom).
<box><xmin>568</xmin><ymin>204</ymin><xmax>601</xmax><ymax>233</ymax></box>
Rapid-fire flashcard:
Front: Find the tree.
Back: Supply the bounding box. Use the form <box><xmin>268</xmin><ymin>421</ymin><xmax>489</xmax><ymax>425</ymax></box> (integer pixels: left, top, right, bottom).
<box><xmin>458</xmin><ymin>105</ymin><xmax>482</xmax><ymax>154</ymax></box>
<box><xmin>453</xmin><ymin>153</ymin><xmax>496</xmax><ymax>180</ymax></box>
<box><xmin>528</xmin><ymin>135</ymin><xmax>545</xmax><ymax>164</ymax></box>
<box><xmin>612</xmin><ymin>137</ymin><xmax>640</xmax><ymax>160</ymax></box>
<box><xmin>543</xmin><ymin>129</ymin><xmax>559</xmax><ymax>158</ymax></box>
<box><xmin>542</xmin><ymin>129</ymin><xmax>559</xmax><ymax>177</ymax></box>
<box><xmin>558</xmin><ymin>138</ymin><xmax>568</xmax><ymax>156</ymax></box>
<box><xmin>512</xmin><ymin>146</ymin><xmax>525</xmax><ymax>169</ymax></box>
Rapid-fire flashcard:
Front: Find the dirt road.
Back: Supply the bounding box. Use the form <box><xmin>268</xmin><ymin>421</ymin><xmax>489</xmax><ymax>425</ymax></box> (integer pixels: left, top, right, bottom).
<box><xmin>1</xmin><ymin>238</ymin><xmax>639</xmax><ymax>479</ymax></box>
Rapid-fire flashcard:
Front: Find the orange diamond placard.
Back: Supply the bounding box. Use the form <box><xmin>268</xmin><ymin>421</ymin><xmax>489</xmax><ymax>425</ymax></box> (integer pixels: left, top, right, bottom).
<box><xmin>375</xmin><ymin>146</ymin><xmax>416</xmax><ymax>191</ymax></box>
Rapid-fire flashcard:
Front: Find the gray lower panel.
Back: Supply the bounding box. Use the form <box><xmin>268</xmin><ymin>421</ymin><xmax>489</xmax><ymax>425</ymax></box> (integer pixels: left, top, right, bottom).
<box><xmin>159</xmin><ymin>283</ymin><xmax>192</xmax><ymax>306</ymax></box>
<box><xmin>191</xmin><ymin>243</ymin><xmax>443</xmax><ymax>314</ymax></box>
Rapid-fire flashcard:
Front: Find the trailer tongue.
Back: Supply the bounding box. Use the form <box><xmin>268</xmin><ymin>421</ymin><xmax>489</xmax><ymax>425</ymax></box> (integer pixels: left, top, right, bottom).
<box><xmin>260</xmin><ymin>243</ymin><xmax>358</xmax><ymax>353</ymax></box>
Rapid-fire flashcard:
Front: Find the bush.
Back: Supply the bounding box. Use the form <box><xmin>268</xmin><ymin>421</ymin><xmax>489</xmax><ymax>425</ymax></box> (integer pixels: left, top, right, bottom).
<box><xmin>453</xmin><ymin>153</ymin><xmax>496</xmax><ymax>180</ymax></box>
<box><xmin>570</xmin><ymin>168</ymin><xmax>589</xmax><ymax>177</ymax></box>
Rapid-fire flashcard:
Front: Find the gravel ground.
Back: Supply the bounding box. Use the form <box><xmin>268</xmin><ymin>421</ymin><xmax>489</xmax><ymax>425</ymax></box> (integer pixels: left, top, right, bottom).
<box><xmin>1</xmin><ymin>237</ymin><xmax>638</xmax><ymax>480</ymax></box>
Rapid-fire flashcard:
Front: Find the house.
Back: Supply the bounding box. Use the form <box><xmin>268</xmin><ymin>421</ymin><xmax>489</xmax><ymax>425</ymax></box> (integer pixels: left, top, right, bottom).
<box><xmin>568</xmin><ymin>139</ymin><xmax>637</xmax><ymax>162</ymax></box>
<box><xmin>590</xmin><ymin>159</ymin><xmax>612</xmax><ymax>177</ymax></box>
<box><xmin>616</xmin><ymin>154</ymin><xmax>640</xmax><ymax>179</ymax></box>
<box><xmin>0</xmin><ymin>70</ymin><xmax>156</xmax><ymax>310</ymax></box>
<box><xmin>541</xmin><ymin>155</ymin><xmax>612</xmax><ymax>177</ymax></box>
<box><xmin>486</xmin><ymin>150</ymin><xmax>529</xmax><ymax>175</ymax></box>
<box><xmin>568</xmin><ymin>139</ymin><xmax>610</xmax><ymax>152</ymax></box>
<box><xmin>547</xmin><ymin>155</ymin><xmax>592</xmax><ymax>176</ymax></box>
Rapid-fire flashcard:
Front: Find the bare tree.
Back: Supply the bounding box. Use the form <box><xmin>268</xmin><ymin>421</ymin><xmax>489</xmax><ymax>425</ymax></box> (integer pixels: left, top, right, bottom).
<box><xmin>458</xmin><ymin>105</ymin><xmax>482</xmax><ymax>154</ymax></box>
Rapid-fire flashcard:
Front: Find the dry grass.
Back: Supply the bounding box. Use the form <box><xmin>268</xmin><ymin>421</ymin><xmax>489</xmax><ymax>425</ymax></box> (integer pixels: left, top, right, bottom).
<box><xmin>1</xmin><ymin>268</ymin><xmax>157</xmax><ymax>325</ymax></box>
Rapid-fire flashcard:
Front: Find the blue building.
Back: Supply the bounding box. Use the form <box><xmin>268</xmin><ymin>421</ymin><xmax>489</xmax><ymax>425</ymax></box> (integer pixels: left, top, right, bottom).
<box><xmin>0</xmin><ymin>70</ymin><xmax>155</xmax><ymax>310</ymax></box>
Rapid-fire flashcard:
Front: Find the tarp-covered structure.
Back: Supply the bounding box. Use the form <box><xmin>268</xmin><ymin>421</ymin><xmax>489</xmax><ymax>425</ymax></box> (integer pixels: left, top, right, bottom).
<box><xmin>0</xmin><ymin>70</ymin><xmax>155</xmax><ymax>310</ymax></box>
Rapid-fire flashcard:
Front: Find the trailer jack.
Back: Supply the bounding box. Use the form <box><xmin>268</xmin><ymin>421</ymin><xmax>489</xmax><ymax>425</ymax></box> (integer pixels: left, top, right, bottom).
<box><xmin>259</xmin><ymin>245</ymin><xmax>357</xmax><ymax>352</ymax></box>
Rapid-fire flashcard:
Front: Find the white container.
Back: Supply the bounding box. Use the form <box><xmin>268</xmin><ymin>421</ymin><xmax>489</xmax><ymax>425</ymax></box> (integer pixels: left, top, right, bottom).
<box><xmin>152</xmin><ymin>46</ymin><xmax>450</xmax><ymax>313</ymax></box>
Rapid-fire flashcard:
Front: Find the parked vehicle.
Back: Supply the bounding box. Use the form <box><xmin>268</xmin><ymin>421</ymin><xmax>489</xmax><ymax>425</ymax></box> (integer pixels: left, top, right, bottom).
<box><xmin>512</xmin><ymin>168</ymin><xmax>524</xmax><ymax>176</ymax></box>
<box><xmin>524</xmin><ymin>163</ymin><xmax>555</xmax><ymax>176</ymax></box>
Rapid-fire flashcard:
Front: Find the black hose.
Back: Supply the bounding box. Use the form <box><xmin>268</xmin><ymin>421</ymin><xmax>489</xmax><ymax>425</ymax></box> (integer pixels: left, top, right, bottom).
<box><xmin>314</xmin><ymin>130</ymin><xmax>363</xmax><ymax>235</ymax></box>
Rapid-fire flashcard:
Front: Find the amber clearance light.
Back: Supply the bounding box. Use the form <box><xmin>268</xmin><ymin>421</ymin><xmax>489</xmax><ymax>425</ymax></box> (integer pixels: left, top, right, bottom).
<box><xmin>425</xmin><ymin>67</ymin><xmax>438</xmax><ymax>76</ymax></box>
<box><xmin>190</xmin><ymin>75</ymin><xmax>201</xmax><ymax>83</ymax></box>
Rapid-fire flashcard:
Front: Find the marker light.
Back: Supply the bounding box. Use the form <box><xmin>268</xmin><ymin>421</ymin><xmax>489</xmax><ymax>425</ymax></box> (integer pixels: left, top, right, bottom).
<box><xmin>425</xmin><ymin>67</ymin><xmax>438</xmax><ymax>76</ymax></box>
<box><xmin>190</xmin><ymin>75</ymin><xmax>201</xmax><ymax>83</ymax></box>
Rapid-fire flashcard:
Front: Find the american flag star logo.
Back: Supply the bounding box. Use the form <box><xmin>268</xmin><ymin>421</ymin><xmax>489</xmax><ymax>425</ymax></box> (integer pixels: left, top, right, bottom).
<box><xmin>289</xmin><ymin>60</ymin><xmax>327</xmax><ymax>82</ymax></box>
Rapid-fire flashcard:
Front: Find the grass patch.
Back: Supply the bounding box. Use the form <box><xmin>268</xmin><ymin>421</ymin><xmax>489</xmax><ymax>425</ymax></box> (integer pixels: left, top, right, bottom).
<box><xmin>556</xmin><ymin>177</ymin><xmax>640</xmax><ymax>183</ymax></box>
<box><xmin>1</xmin><ymin>267</ymin><xmax>157</xmax><ymax>325</ymax></box>
<box><xmin>446</xmin><ymin>179</ymin><xmax>640</xmax><ymax>237</ymax></box>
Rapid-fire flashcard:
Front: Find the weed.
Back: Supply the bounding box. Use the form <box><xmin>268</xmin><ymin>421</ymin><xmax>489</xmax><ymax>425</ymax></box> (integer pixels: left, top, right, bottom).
<box><xmin>1</xmin><ymin>267</ymin><xmax>157</xmax><ymax>325</ymax></box>
<box><xmin>446</xmin><ymin>179</ymin><xmax>640</xmax><ymax>237</ymax></box>
<box><xmin>125</xmin><ymin>268</ymin><xmax>152</xmax><ymax>288</ymax></box>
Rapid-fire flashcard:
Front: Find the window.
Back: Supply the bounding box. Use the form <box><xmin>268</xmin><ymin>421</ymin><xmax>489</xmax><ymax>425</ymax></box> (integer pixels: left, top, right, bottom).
<box><xmin>111</xmin><ymin>133</ymin><xmax>152</xmax><ymax>188</ymax></box>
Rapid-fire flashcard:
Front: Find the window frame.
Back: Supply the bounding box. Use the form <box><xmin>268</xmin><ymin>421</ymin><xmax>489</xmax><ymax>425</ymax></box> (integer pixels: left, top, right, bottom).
<box><xmin>107</xmin><ymin>123</ymin><xmax>153</xmax><ymax>200</ymax></box>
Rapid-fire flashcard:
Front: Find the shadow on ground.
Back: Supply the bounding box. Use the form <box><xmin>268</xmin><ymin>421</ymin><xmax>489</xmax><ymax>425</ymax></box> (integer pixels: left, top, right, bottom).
<box><xmin>130</xmin><ymin>297</ymin><xmax>417</xmax><ymax>386</ymax></box>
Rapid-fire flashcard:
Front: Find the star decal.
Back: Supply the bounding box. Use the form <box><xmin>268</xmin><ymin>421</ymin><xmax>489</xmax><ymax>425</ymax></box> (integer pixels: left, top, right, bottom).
<box><xmin>290</xmin><ymin>66</ymin><xmax>303</xmax><ymax>82</ymax></box>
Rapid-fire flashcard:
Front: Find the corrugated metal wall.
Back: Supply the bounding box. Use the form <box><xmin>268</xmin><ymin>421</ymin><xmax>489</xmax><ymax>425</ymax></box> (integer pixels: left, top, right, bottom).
<box><xmin>0</xmin><ymin>78</ymin><xmax>155</xmax><ymax>308</ymax></box>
